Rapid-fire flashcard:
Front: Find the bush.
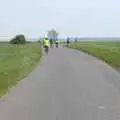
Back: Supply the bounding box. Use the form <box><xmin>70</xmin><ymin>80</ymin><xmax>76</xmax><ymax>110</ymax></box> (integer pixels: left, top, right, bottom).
<box><xmin>10</xmin><ymin>34</ymin><xmax>26</xmax><ymax>44</ymax></box>
<box><xmin>37</xmin><ymin>40</ymin><xmax>41</xmax><ymax>43</ymax></box>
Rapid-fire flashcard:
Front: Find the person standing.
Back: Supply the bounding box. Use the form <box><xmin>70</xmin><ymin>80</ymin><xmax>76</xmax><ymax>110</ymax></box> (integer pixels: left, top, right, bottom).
<box><xmin>67</xmin><ymin>37</ymin><xmax>70</xmax><ymax>47</ymax></box>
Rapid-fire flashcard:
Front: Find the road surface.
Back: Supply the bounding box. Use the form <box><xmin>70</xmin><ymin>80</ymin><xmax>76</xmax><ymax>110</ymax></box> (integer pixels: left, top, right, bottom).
<box><xmin>0</xmin><ymin>47</ymin><xmax>120</xmax><ymax>120</ymax></box>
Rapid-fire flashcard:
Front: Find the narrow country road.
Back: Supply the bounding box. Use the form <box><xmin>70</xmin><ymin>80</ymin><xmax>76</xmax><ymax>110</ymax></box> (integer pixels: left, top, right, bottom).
<box><xmin>0</xmin><ymin>47</ymin><xmax>120</xmax><ymax>120</ymax></box>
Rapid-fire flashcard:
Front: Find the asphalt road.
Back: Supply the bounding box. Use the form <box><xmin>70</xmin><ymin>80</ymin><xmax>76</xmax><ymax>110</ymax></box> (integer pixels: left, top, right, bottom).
<box><xmin>0</xmin><ymin>47</ymin><xmax>120</xmax><ymax>120</ymax></box>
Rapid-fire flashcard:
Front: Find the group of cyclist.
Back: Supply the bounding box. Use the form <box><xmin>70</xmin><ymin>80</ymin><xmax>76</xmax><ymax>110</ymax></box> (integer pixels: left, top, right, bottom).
<box><xmin>42</xmin><ymin>37</ymin><xmax>70</xmax><ymax>54</ymax></box>
<box><xmin>49</xmin><ymin>38</ymin><xmax>59</xmax><ymax>48</ymax></box>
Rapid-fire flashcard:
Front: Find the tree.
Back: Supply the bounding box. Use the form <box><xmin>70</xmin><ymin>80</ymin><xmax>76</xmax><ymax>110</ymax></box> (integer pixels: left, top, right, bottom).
<box><xmin>47</xmin><ymin>29</ymin><xmax>59</xmax><ymax>42</ymax></box>
<box><xmin>10</xmin><ymin>34</ymin><xmax>26</xmax><ymax>44</ymax></box>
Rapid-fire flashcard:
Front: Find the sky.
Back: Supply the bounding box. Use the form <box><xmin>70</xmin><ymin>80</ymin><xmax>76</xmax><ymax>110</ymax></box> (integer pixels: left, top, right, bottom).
<box><xmin>0</xmin><ymin>0</ymin><xmax>120</xmax><ymax>40</ymax></box>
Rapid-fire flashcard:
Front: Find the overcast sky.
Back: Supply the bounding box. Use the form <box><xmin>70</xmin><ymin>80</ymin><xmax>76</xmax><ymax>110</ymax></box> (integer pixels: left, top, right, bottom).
<box><xmin>0</xmin><ymin>0</ymin><xmax>120</xmax><ymax>39</ymax></box>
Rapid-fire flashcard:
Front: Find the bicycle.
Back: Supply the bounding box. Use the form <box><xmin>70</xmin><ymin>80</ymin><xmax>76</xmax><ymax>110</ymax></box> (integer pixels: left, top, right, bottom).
<box><xmin>44</xmin><ymin>45</ymin><xmax>49</xmax><ymax>55</ymax></box>
<box><xmin>56</xmin><ymin>43</ymin><xmax>58</xmax><ymax>48</ymax></box>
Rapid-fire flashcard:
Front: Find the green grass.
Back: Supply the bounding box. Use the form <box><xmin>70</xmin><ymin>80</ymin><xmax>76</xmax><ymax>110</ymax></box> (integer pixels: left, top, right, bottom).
<box><xmin>0</xmin><ymin>43</ymin><xmax>42</xmax><ymax>96</ymax></box>
<box><xmin>71</xmin><ymin>41</ymin><xmax>120</xmax><ymax>70</ymax></box>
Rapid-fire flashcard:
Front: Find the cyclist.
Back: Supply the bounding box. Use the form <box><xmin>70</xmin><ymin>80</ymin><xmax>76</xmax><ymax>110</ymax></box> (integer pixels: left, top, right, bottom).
<box><xmin>55</xmin><ymin>39</ymin><xmax>59</xmax><ymax>48</ymax></box>
<box><xmin>74</xmin><ymin>37</ymin><xmax>78</xmax><ymax>43</ymax></box>
<box><xmin>50</xmin><ymin>38</ymin><xmax>53</xmax><ymax>48</ymax></box>
<box><xmin>43</xmin><ymin>38</ymin><xmax>50</xmax><ymax>54</ymax></box>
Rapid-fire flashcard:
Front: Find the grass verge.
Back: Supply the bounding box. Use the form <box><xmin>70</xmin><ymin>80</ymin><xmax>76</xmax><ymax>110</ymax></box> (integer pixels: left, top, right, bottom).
<box><xmin>71</xmin><ymin>42</ymin><xmax>120</xmax><ymax>70</ymax></box>
<box><xmin>0</xmin><ymin>43</ymin><xmax>42</xmax><ymax>96</ymax></box>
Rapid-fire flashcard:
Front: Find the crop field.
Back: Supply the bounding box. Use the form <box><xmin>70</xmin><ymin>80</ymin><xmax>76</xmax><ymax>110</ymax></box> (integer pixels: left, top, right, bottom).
<box><xmin>0</xmin><ymin>43</ymin><xmax>42</xmax><ymax>96</ymax></box>
<box><xmin>71</xmin><ymin>41</ymin><xmax>120</xmax><ymax>70</ymax></box>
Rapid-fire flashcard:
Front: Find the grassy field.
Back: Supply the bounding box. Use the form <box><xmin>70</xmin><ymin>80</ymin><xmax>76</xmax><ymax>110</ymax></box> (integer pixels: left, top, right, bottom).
<box><xmin>0</xmin><ymin>43</ymin><xmax>42</xmax><ymax>96</ymax></box>
<box><xmin>71</xmin><ymin>41</ymin><xmax>120</xmax><ymax>70</ymax></box>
